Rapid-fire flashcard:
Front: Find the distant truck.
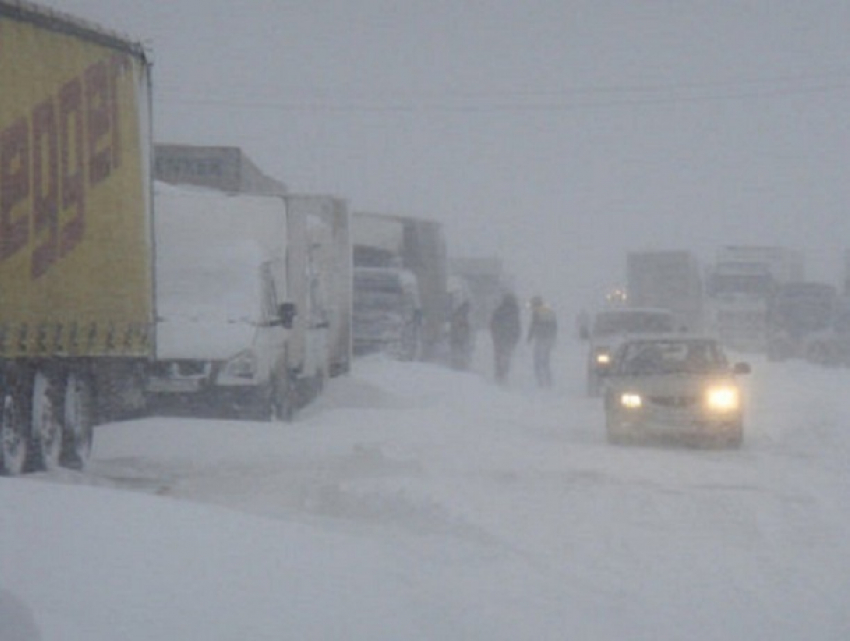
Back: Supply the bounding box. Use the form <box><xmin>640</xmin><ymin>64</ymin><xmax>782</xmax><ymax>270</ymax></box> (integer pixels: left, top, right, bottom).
<box><xmin>626</xmin><ymin>251</ymin><xmax>704</xmax><ymax>332</ymax></box>
<box><xmin>705</xmin><ymin>246</ymin><xmax>804</xmax><ymax>352</ymax></box>
<box><xmin>352</xmin><ymin>212</ymin><xmax>448</xmax><ymax>361</ymax></box>
<box><xmin>803</xmin><ymin>295</ymin><xmax>850</xmax><ymax>367</ymax></box>
<box><xmin>149</xmin><ymin>184</ymin><xmax>338</xmax><ymax>419</ymax></box>
<box><xmin>352</xmin><ymin>266</ymin><xmax>421</xmax><ymax>360</ymax></box>
<box><xmin>766</xmin><ymin>281</ymin><xmax>837</xmax><ymax>362</ymax></box>
<box><xmin>1</xmin><ymin>2</ymin><xmax>153</xmax><ymax>474</ymax></box>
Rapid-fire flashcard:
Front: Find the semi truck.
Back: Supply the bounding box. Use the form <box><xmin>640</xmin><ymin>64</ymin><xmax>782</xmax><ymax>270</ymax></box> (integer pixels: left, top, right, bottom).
<box><xmin>626</xmin><ymin>251</ymin><xmax>704</xmax><ymax>332</ymax></box>
<box><xmin>1</xmin><ymin>2</ymin><xmax>153</xmax><ymax>474</ymax></box>
<box><xmin>352</xmin><ymin>265</ymin><xmax>422</xmax><ymax>360</ymax></box>
<box><xmin>766</xmin><ymin>281</ymin><xmax>837</xmax><ymax>362</ymax></box>
<box><xmin>352</xmin><ymin>212</ymin><xmax>448</xmax><ymax>361</ymax></box>
<box><xmin>705</xmin><ymin>246</ymin><xmax>804</xmax><ymax>352</ymax></box>
<box><xmin>149</xmin><ymin>184</ymin><xmax>343</xmax><ymax>420</ymax></box>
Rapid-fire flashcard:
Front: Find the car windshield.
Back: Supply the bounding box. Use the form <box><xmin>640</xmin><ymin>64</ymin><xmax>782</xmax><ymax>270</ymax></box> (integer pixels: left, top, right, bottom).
<box><xmin>617</xmin><ymin>340</ymin><xmax>728</xmax><ymax>375</ymax></box>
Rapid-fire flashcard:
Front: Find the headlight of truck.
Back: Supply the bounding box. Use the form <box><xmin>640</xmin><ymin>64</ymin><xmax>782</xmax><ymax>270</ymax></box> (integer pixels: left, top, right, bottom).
<box><xmin>705</xmin><ymin>386</ymin><xmax>740</xmax><ymax>412</ymax></box>
<box><xmin>224</xmin><ymin>350</ymin><xmax>257</xmax><ymax>379</ymax></box>
<box><xmin>620</xmin><ymin>392</ymin><xmax>642</xmax><ymax>409</ymax></box>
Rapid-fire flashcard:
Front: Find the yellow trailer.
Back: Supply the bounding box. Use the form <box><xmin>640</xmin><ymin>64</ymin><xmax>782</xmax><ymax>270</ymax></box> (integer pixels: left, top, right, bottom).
<box><xmin>0</xmin><ymin>1</ymin><xmax>154</xmax><ymax>474</ymax></box>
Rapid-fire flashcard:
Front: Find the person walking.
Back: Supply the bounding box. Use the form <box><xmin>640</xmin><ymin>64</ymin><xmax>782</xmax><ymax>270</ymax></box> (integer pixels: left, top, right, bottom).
<box><xmin>490</xmin><ymin>293</ymin><xmax>521</xmax><ymax>384</ymax></box>
<box><xmin>527</xmin><ymin>295</ymin><xmax>558</xmax><ymax>387</ymax></box>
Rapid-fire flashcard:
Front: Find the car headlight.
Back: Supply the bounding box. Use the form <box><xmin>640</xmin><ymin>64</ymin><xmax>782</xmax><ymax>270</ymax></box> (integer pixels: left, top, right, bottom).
<box><xmin>596</xmin><ymin>352</ymin><xmax>611</xmax><ymax>365</ymax></box>
<box><xmin>620</xmin><ymin>392</ymin><xmax>642</xmax><ymax>409</ymax></box>
<box><xmin>705</xmin><ymin>386</ymin><xmax>740</xmax><ymax>412</ymax></box>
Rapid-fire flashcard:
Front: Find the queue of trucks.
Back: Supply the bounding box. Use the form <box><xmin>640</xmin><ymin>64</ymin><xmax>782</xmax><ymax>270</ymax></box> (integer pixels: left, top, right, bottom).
<box><xmin>0</xmin><ymin>2</ymin><xmax>453</xmax><ymax>476</ymax></box>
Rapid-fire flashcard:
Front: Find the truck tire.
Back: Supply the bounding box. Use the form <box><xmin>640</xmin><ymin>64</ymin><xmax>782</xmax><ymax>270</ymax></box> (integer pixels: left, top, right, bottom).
<box><xmin>30</xmin><ymin>370</ymin><xmax>62</xmax><ymax>471</ymax></box>
<box><xmin>61</xmin><ymin>372</ymin><xmax>94</xmax><ymax>469</ymax></box>
<box><xmin>1</xmin><ymin>392</ymin><xmax>28</xmax><ymax>476</ymax></box>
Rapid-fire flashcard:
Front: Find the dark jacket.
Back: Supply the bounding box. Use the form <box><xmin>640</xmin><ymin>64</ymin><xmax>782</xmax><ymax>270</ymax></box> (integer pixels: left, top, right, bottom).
<box><xmin>490</xmin><ymin>295</ymin><xmax>521</xmax><ymax>349</ymax></box>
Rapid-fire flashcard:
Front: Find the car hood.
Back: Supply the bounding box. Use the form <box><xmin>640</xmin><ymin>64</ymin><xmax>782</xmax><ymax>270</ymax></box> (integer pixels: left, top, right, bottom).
<box><xmin>608</xmin><ymin>373</ymin><xmax>739</xmax><ymax>396</ymax></box>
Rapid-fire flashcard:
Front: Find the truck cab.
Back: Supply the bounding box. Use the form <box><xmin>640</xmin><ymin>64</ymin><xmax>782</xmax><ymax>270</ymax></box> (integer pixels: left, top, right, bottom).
<box><xmin>353</xmin><ymin>267</ymin><xmax>422</xmax><ymax>360</ymax></box>
<box><xmin>766</xmin><ymin>281</ymin><xmax>837</xmax><ymax>362</ymax></box>
<box><xmin>148</xmin><ymin>185</ymin><xmax>301</xmax><ymax>420</ymax></box>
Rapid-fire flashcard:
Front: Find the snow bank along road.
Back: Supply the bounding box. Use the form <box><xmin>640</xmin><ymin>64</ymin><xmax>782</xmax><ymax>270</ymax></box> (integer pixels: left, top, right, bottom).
<box><xmin>6</xmin><ymin>337</ymin><xmax>850</xmax><ymax>639</ymax></box>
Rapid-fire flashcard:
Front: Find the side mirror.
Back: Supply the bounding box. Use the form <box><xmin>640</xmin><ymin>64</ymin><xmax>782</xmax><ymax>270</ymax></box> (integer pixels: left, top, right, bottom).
<box><xmin>278</xmin><ymin>302</ymin><xmax>297</xmax><ymax>329</ymax></box>
<box><xmin>732</xmin><ymin>362</ymin><xmax>751</xmax><ymax>375</ymax></box>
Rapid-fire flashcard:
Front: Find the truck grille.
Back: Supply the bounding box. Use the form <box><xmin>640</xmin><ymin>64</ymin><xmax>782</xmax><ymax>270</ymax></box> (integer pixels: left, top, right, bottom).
<box><xmin>650</xmin><ymin>396</ymin><xmax>698</xmax><ymax>408</ymax></box>
<box><xmin>152</xmin><ymin>360</ymin><xmax>209</xmax><ymax>377</ymax></box>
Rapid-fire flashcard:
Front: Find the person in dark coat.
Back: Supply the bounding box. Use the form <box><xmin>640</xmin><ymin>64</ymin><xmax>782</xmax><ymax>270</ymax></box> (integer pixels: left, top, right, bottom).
<box><xmin>527</xmin><ymin>295</ymin><xmax>558</xmax><ymax>387</ymax></box>
<box><xmin>490</xmin><ymin>293</ymin><xmax>521</xmax><ymax>384</ymax></box>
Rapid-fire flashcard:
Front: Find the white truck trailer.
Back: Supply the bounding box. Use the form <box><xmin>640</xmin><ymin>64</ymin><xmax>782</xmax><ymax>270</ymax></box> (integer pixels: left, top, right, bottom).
<box><xmin>626</xmin><ymin>251</ymin><xmax>704</xmax><ymax>332</ymax></box>
<box><xmin>706</xmin><ymin>246</ymin><xmax>804</xmax><ymax>352</ymax></box>
<box><xmin>1</xmin><ymin>1</ymin><xmax>153</xmax><ymax>474</ymax></box>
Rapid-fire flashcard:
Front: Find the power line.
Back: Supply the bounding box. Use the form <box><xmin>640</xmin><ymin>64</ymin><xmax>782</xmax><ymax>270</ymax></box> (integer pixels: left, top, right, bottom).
<box><xmin>156</xmin><ymin>77</ymin><xmax>850</xmax><ymax>114</ymax></box>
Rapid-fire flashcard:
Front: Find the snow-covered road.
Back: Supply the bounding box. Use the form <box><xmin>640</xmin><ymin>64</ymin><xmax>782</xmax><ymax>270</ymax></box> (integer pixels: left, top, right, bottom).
<box><xmin>3</xmin><ymin>337</ymin><xmax>850</xmax><ymax>640</ymax></box>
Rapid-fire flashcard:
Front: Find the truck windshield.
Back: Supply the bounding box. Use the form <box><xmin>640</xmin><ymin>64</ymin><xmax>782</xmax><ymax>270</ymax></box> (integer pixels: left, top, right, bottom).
<box><xmin>354</xmin><ymin>271</ymin><xmax>405</xmax><ymax>311</ymax></box>
<box><xmin>593</xmin><ymin>311</ymin><xmax>675</xmax><ymax>337</ymax></box>
<box><xmin>157</xmin><ymin>243</ymin><xmax>263</xmax><ymax>323</ymax></box>
<box><xmin>708</xmin><ymin>273</ymin><xmax>774</xmax><ymax>297</ymax></box>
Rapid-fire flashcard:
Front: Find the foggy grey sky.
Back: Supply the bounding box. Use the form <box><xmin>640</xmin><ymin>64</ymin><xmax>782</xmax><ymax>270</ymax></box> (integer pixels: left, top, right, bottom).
<box><xmin>42</xmin><ymin>0</ymin><xmax>850</xmax><ymax>315</ymax></box>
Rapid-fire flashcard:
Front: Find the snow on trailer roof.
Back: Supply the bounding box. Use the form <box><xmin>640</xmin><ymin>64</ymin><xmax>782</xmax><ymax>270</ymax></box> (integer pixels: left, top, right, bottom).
<box><xmin>0</xmin><ymin>0</ymin><xmax>149</xmax><ymax>58</ymax></box>
<box><xmin>154</xmin><ymin>181</ymin><xmax>288</xmax><ymax>257</ymax></box>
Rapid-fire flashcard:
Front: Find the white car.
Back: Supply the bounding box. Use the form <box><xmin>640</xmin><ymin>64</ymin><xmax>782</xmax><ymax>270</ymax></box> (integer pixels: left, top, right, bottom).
<box><xmin>602</xmin><ymin>334</ymin><xmax>750</xmax><ymax>448</ymax></box>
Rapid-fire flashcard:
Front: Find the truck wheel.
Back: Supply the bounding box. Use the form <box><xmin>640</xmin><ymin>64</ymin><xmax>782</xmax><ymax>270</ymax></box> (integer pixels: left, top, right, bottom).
<box><xmin>1</xmin><ymin>393</ymin><xmax>28</xmax><ymax>476</ymax></box>
<box><xmin>61</xmin><ymin>372</ymin><xmax>94</xmax><ymax>468</ymax></box>
<box><xmin>31</xmin><ymin>370</ymin><xmax>62</xmax><ymax>471</ymax></box>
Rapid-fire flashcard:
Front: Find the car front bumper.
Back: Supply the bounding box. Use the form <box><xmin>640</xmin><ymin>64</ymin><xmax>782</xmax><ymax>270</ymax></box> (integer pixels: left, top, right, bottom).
<box><xmin>606</xmin><ymin>407</ymin><xmax>742</xmax><ymax>445</ymax></box>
